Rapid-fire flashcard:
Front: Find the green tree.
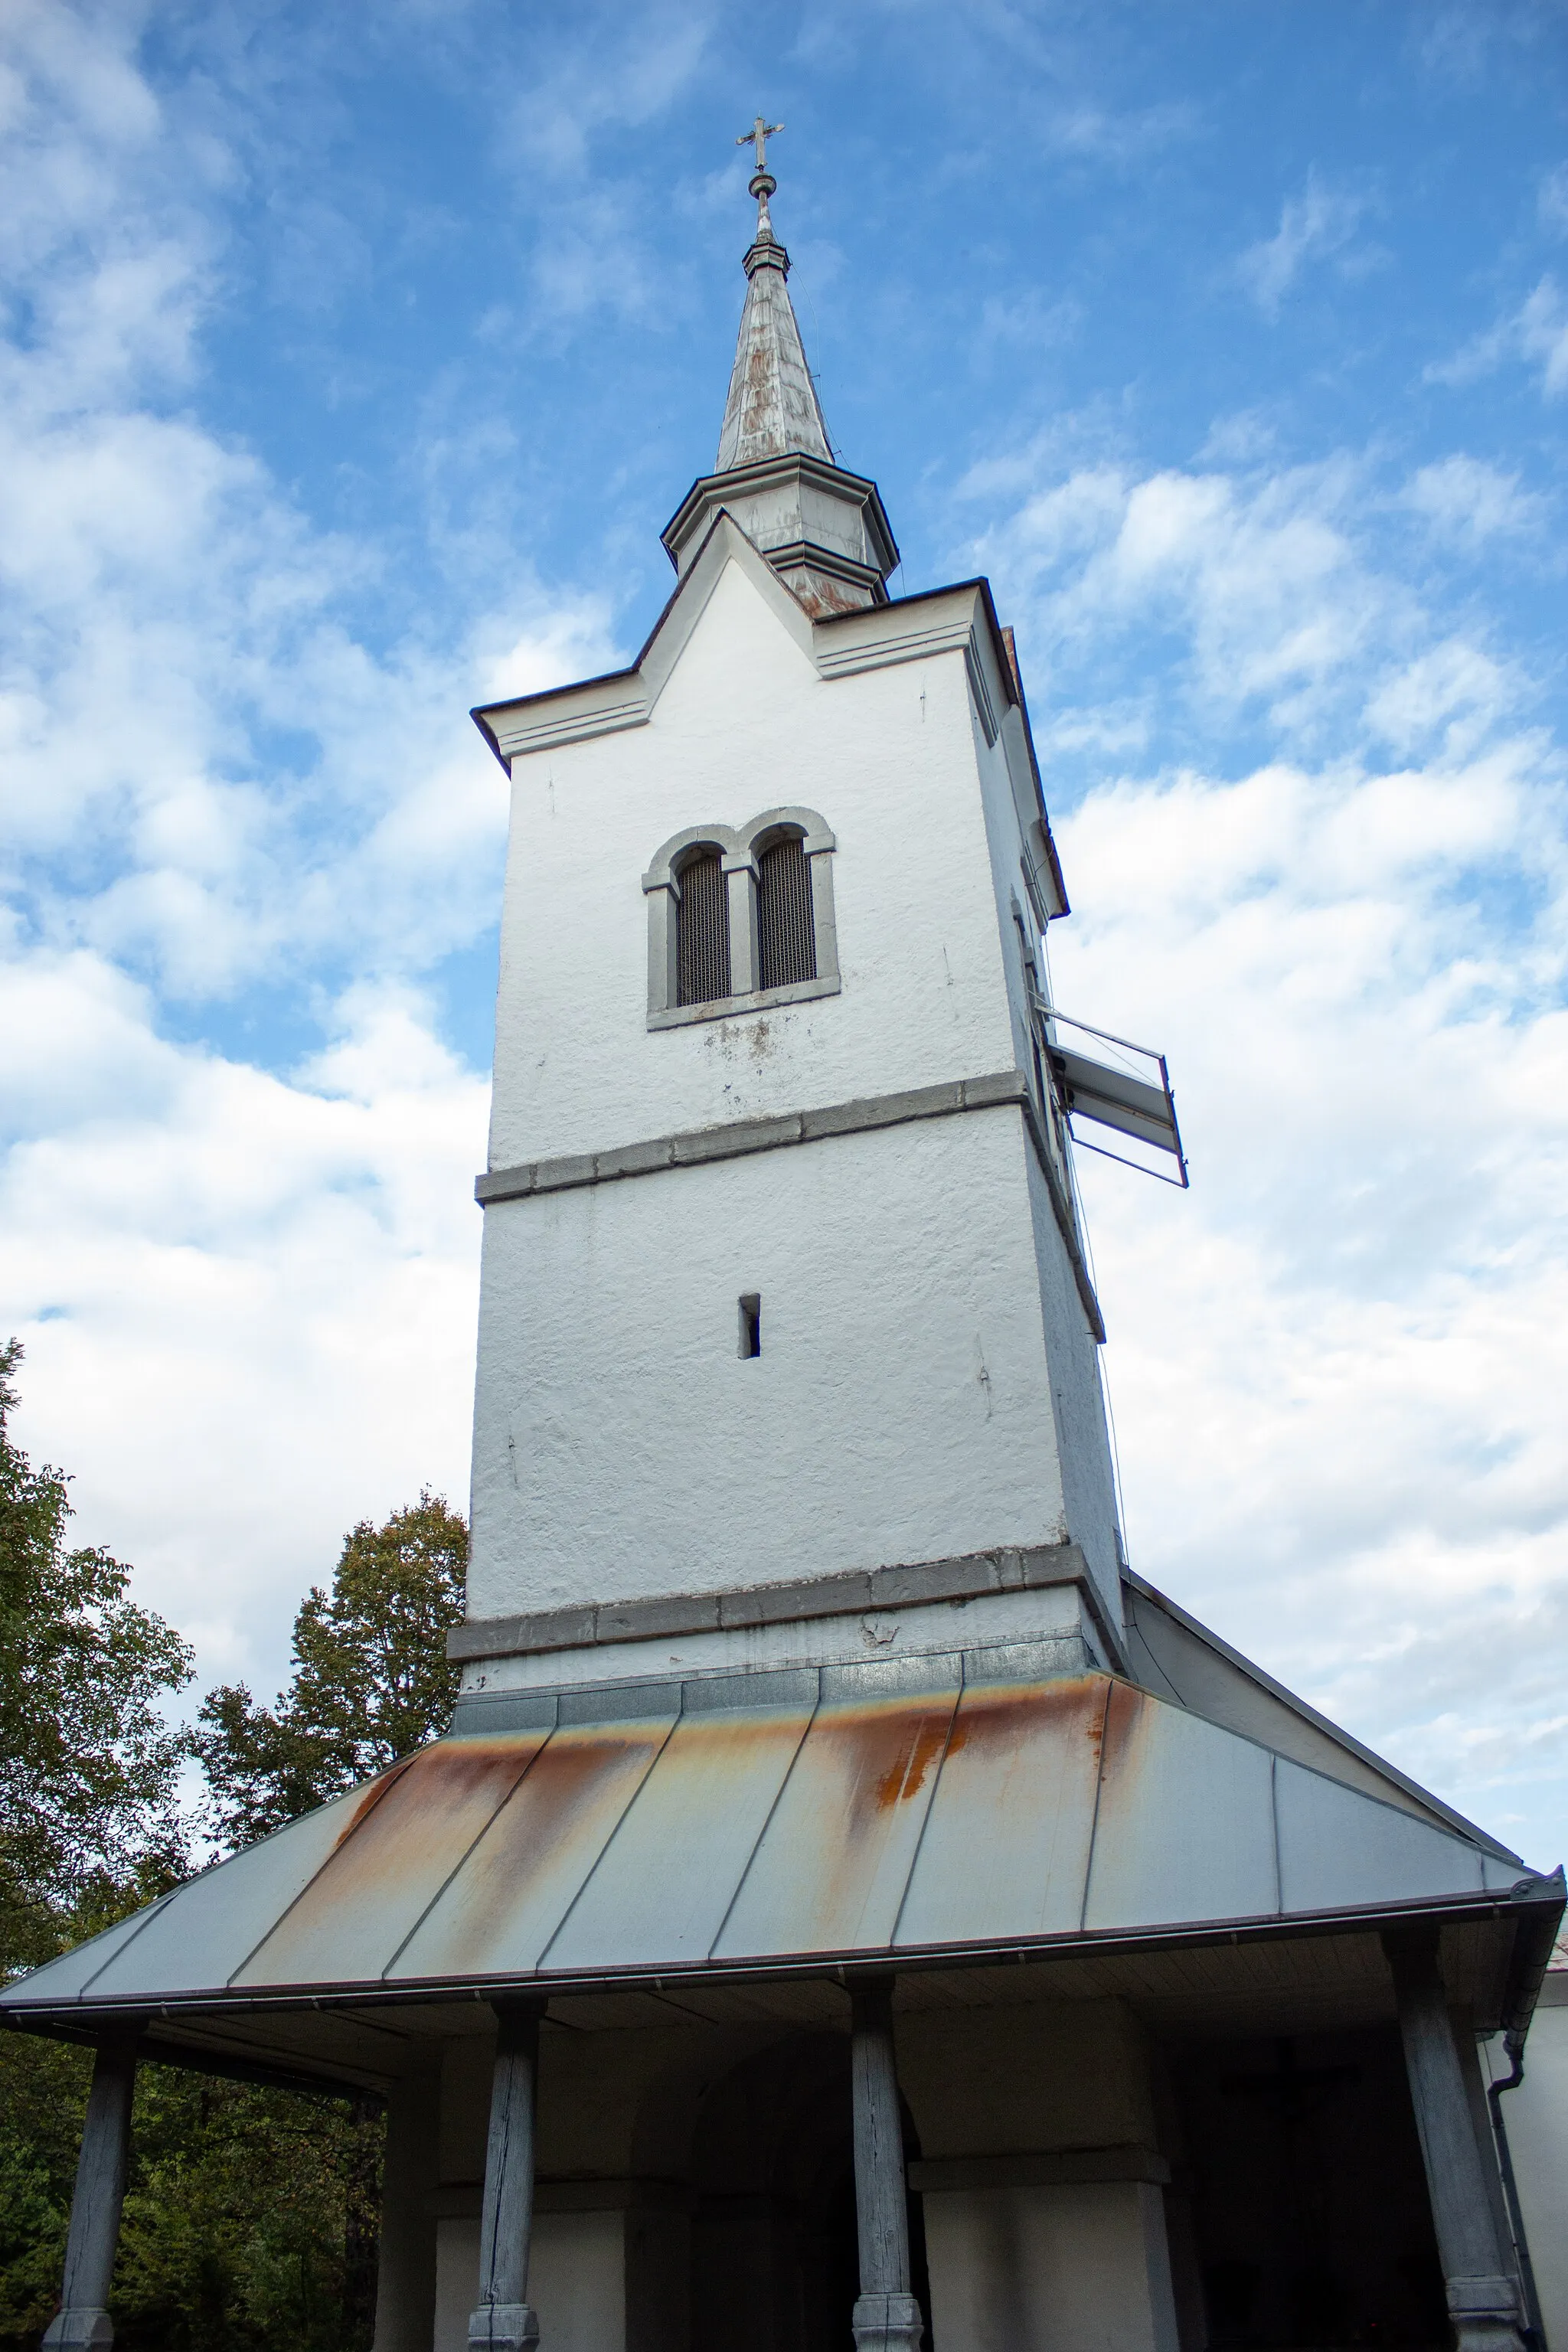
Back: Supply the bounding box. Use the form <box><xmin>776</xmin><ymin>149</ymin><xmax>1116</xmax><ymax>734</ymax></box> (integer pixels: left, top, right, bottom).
<box><xmin>0</xmin><ymin>1338</ymin><xmax>191</xmax><ymax>2347</ymax></box>
<box><xmin>0</xmin><ymin>1338</ymin><xmax>192</xmax><ymax>1978</ymax></box>
<box><xmin>0</xmin><ymin>1348</ymin><xmax>466</xmax><ymax>2352</ymax></box>
<box><xmin>192</xmin><ymin>1492</ymin><xmax>467</xmax><ymax>1853</ymax></box>
<box><xmin>111</xmin><ymin>2069</ymin><xmax>384</xmax><ymax>2352</ymax></box>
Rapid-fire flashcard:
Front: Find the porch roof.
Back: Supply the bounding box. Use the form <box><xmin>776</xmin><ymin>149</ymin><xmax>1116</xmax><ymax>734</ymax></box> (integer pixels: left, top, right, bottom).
<box><xmin>4</xmin><ymin>1655</ymin><xmax>1560</xmax><ymax>2092</ymax></box>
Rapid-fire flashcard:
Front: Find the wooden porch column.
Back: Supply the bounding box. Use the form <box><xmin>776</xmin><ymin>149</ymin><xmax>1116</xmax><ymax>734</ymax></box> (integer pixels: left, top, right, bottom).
<box><xmin>1383</xmin><ymin>1929</ymin><xmax>1527</xmax><ymax>2352</ymax></box>
<box><xmin>42</xmin><ymin>2030</ymin><xmax>140</xmax><ymax>2352</ymax></box>
<box><xmin>469</xmin><ymin>2000</ymin><xmax>544</xmax><ymax>2352</ymax></box>
<box><xmin>850</xmin><ymin>1981</ymin><xmax>923</xmax><ymax>2352</ymax></box>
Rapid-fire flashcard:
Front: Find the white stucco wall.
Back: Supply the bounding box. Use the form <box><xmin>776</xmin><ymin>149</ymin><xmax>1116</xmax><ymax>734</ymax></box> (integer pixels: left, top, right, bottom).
<box><xmin>1021</xmin><ymin>1142</ymin><xmax>1123</xmax><ymax>1608</ymax></box>
<box><xmin>488</xmin><ymin>557</ymin><xmax>1016</xmax><ymax>1168</ymax></box>
<box><xmin>468</xmin><ymin>1108</ymin><xmax>1073</xmax><ymax>1621</ymax></box>
<box><xmin>433</xmin><ymin>2211</ymin><xmax>626</xmax><ymax>2352</ymax></box>
<box><xmin>923</xmin><ymin>2180</ymin><xmax>1182</xmax><ymax>2352</ymax></box>
<box><xmin>469</xmin><ymin>546</ymin><xmax>1122</xmax><ymax>1625</ymax></box>
<box><xmin>1485</xmin><ymin>1988</ymin><xmax>1568</xmax><ymax>2348</ymax></box>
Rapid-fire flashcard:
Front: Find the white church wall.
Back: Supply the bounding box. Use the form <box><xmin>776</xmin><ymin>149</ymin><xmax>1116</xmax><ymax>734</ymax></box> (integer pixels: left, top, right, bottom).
<box><xmin>921</xmin><ymin>2180</ymin><xmax>1182</xmax><ymax>2352</ymax></box>
<box><xmin>1485</xmin><ymin>1985</ymin><xmax>1568</xmax><ymax>2350</ymax></box>
<box><xmin>959</xmin><ymin>626</ymin><xmax>1125</xmax><ymax>1619</ymax></box>
<box><xmin>1021</xmin><ymin>1075</ymin><xmax>1124</xmax><ymax>1617</ymax></box>
<box><xmin>487</xmin><ymin>556</ymin><xmax>1017</xmax><ymax>1171</ymax></box>
<box><xmin>903</xmin><ymin>1999</ymin><xmax>1181</xmax><ymax>2352</ymax></box>
<box><xmin>432</xmin><ymin>2211</ymin><xmax>627</xmax><ymax>2352</ymax></box>
<box><xmin>468</xmin><ymin>1107</ymin><xmax>1070</xmax><ymax>1621</ymax></box>
<box><xmin>897</xmin><ymin>1998</ymin><xmax>1161</xmax><ymax>2155</ymax></box>
<box><xmin>431</xmin><ymin>2215</ymin><xmax>478</xmax><ymax>2352</ymax></box>
<box><xmin>470</xmin><ymin>542</ymin><xmax>1132</xmax><ymax>1628</ymax></box>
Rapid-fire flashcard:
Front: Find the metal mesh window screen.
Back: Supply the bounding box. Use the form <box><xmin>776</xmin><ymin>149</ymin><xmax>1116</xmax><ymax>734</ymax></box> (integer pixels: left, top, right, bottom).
<box><xmin>676</xmin><ymin>849</ymin><xmax>731</xmax><ymax>1006</ymax></box>
<box><xmin>757</xmin><ymin>834</ymin><xmax>816</xmax><ymax>991</ymax></box>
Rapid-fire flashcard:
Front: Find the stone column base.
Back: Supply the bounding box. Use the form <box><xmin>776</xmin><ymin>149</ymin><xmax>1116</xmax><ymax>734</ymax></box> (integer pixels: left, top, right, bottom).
<box><xmin>468</xmin><ymin>2301</ymin><xmax>540</xmax><ymax>2352</ymax></box>
<box><xmin>42</xmin><ymin>2311</ymin><xmax>114</xmax><ymax>2352</ymax></box>
<box><xmin>851</xmin><ymin>2291</ymin><xmax>924</xmax><ymax>2352</ymax></box>
<box><xmin>1448</xmin><ymin>2272</ymin><xmax>1526</xmax><ymax>2352</ymax></box>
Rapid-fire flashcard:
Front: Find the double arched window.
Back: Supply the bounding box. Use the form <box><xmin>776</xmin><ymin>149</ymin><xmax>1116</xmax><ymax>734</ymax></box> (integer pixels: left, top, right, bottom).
<box><xmin>644</xmin><ymin>808</ymin><xmax>840</xmax><ymax>1027</ymax></box>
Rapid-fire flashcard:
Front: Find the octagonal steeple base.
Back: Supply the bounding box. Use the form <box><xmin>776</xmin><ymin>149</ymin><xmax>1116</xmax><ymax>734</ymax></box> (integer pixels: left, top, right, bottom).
<box><xmin>662</xmin><ymin>450</ymin><xmax>898</xmax><ymax>617</ymax></box>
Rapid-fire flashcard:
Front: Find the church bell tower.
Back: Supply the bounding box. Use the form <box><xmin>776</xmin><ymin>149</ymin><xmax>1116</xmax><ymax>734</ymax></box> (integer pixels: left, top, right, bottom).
<box><xmin>11</xmin><ymin>132</ymin><xmax>1553</xmax><ymax>2352</ymax></box>
<box><xmin>459</xmin><ymin>132</ymin><xmax>1132</xmax><ymax>1702</ymax></box>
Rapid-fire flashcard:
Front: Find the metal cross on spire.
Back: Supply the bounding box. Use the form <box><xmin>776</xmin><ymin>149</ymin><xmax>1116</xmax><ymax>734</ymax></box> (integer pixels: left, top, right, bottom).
<box><xmin>737</xmin><ymin>115</ymin><xmax>784</xmax><ymax>173</ymax></box>
<box><xmin>736</xmin><ymin>115</ymin><xmax>785</xmax><ymax>243</ymax></box>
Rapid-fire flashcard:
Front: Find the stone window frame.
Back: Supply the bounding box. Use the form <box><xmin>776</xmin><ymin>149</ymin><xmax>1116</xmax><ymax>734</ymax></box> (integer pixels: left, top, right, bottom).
<box><xmin>643</xmin><ymin>805</ymin><xmax>841</xmax><ymax>1030</ymax></box>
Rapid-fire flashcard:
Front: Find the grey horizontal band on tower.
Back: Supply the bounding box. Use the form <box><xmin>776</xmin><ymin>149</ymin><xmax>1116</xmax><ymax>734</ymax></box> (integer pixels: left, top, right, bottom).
<box><xmin>474</xmin><ymin>1069</ymin><xmax>1030</xmax><ymax>1205</ymax></box>
<box><xmin>475</xmin><ymin>1063</ymin><xmax>1106</xmax><ymax>1343</ymax></box>
<box><xmin>447</xmin><ymin>1537</ymin><xmax>1104</xmax><ymax>1665</ymax></box>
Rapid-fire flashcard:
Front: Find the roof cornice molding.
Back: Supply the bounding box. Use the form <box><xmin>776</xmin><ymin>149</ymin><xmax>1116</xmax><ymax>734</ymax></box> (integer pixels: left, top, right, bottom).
<box><xmin>472</xmin><ymin>543</ymin><xmax>1017</xmax><ymax>767</ymax></box>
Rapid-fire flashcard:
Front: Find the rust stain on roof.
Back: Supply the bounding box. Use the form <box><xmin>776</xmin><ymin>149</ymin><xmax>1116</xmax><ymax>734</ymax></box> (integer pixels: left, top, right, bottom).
<box><xmin>388</xmin><ymin>1716</ymin><xmax>678</xmax><ymax>1982</ymax></box>
<box><xmin>942</xmin><ymin>1673</ymin><xmax>1106</xmax><ymax>1762</ymax></box>
<box><xmin>239</xmin><ymin>1734</ymin><xmax>548</xmax><ymax>1988</ymax></box>
<box><xmin>1097</xmin><ymin>1675</ymin><xmax>1147</xmax><ymax>1783</ymax></box>
<box><xmin>873</xmin><ymin>1708</ymin><xmax>952</xmax><ymax>1812</ymax></box>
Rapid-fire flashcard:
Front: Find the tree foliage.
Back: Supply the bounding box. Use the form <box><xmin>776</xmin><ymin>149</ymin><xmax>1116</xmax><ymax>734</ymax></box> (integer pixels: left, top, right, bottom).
<box><xmin>0</xmin><ymin>1339</ymin><xmax>192</xmax><ymax>1978</ymax></box>
<box><xmin>191</xmin><ymin>1491</ymin><xmax>467</xmax><ymax>1852</ymax></box>
<box><xmin>0</xmin><ymin>1341</ymin><xmax>469</xmax><ymax>2352</ymax></box>
<box><xmin>0</xmin><ymin>2041</ymin><xmax>384</xmax><ymax>2352</ymax></box>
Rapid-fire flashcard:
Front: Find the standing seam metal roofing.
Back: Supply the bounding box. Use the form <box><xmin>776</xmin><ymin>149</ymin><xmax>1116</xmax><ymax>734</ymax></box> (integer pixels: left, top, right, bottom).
<box><xmin>2</xmin><ymin>1648</ymin><xmax>1543</xmax><ymax>2020</ymax></box>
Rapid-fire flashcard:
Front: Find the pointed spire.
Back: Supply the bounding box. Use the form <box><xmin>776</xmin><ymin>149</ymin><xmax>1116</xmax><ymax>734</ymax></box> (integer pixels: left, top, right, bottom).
<box><xmin>717</xmin><ymin>122</ymin><xmax>834</xmax><ymax>472</ymax></box>
<box><xmin>661</xmin><ymin>124</ymin><xmax>898</xmax><ymax>618</ymax></box>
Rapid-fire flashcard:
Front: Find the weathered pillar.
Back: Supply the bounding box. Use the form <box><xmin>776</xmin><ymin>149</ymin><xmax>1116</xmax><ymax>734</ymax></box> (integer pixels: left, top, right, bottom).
<box><xmin>851</xmin><ymin>1980</ymin><xmax>923</xmax><ymax>2352</ymax></box>
<box><xmin>373</xmin><ymin>2053</ymin><xmax>443</xmax><ymax>2352</ymax></box>
<box><xmin>42</xmin><ymin>2030</ymin><xmax>140</xmax><ymax>2352</ymax></box>
<box><xmin>469</xmin><ymin>2000</ymin><xmax>544</xmax><ymax>2352</ymax></box>
<box><xmin>1384</xmin><ymin>1929</ymin><xmax>1526</xmax><ymax>2352</ymax></box>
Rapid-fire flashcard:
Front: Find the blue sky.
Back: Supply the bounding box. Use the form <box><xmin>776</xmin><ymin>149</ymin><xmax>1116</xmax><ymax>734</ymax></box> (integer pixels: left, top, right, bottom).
<box><xmin>3</xmin><ymin>0</ymin><xmax>1567</xmax><ymax>1863</ymax></box>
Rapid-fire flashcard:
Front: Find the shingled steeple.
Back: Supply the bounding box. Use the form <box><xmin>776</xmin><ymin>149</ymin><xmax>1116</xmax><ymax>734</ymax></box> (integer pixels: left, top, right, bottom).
<box><xmin>662</xmin><ymin>123</ymin><xmax>897</xmax><ymax>617</ymax></box>
<box><xmin>714</xmin><ymin>160</ymin><xmax>834</xmax><ymax>469</ymax></box>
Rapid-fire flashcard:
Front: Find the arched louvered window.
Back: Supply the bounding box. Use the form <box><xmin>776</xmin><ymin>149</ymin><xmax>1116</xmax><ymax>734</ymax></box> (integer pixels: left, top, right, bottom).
<box><xmin>756</xmin><ymin>831</ymin><xmax>817</xmax><ymax>991</ymax></box>
<box><xmin>676</xmin><ymin>847</ymin><xmax>730</xmax><ymax>1007</ymax></box>
<box><xmin>645</xmin><ymin>809</ymin><xmax>838</xmax><ymax>1027</ymax></box>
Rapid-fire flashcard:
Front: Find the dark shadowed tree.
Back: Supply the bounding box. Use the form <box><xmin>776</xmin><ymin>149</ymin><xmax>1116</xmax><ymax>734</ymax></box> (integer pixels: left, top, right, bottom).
<box><xmin>192</xmin><ymin>1491</ymin><xmax>467</xmax><ymax>1853</ymax></box>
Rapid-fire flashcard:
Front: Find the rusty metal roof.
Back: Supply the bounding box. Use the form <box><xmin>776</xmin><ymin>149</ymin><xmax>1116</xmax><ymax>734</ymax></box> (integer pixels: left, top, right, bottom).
<box><xmin>4</xmin><ymin>1652</ymin><xmax>1547</xmax><ymax>2033</ymax></box>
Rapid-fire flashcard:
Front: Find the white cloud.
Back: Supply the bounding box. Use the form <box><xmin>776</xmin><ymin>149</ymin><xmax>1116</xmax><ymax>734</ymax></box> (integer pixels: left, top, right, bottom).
<box><xmin>0</xmin><ymin>6</ymin><xmax>622</xmax><ymax>1703</ymax></box>
<box><xmin>503</xmin><ymin>6</ymin><xmax>714</xmax><ymax>181</ymax></box>
<box><xmin>1541</xmin><ymin>163</ymin><xmax>1568</xmax><ymax>237</ymax></box>
<box><xmin>965</xmin><ymin>416</ymin><xmax>1568</xmax><ymax>1859</ymax></box>
<box><xmin>1052</xmin><ymin>743</ymin><xmax>1568</xmax><ymax>1857</ymax></box>
<box><xmin>1401</xmin><ymin>453</ymin><xmax>1544</xmax><ymax>545</ymax></box>
<box><xmin>1237</xmin><ymin>172</ymin><xmax>1378</xmax><ymax>318</ymax></box>
<box><xmin>0</xmin><ymin>952</ymin><xmax>488</xmax><ymax>1690</ymax></box>
<box><xmin>1427</xmin><ymin>275</ymin><xmax>1568</xmax><ymax>400</ymax></box>
<box><xmin>1363</xmin><ymin>639</ymin><xmax>1518</xmax><ymax>757</ymax></box>
<box><xmin>0</xmin><ymin>5</ymin><xmax>630</xmax><ymax>1017</ymax></box>
<box><xmin>966</xmin><ymin>452</ymin><xmax>1406</xmax><ymax>739</ymax></box>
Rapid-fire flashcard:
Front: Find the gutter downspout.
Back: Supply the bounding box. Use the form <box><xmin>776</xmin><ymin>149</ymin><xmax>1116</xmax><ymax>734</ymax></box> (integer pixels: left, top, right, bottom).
<box><xmin>1487</xmin><ymin>2031</ymin><xmax>1547</xmax><ymax>2352</ymax></box>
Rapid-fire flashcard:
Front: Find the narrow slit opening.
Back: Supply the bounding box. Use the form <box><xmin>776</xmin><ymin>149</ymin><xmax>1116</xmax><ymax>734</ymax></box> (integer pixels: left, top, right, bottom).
<box><xmin>738</xmin><ymin>1294</ymin><xmax>761</xmax><ymax>1358</ymax></box>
